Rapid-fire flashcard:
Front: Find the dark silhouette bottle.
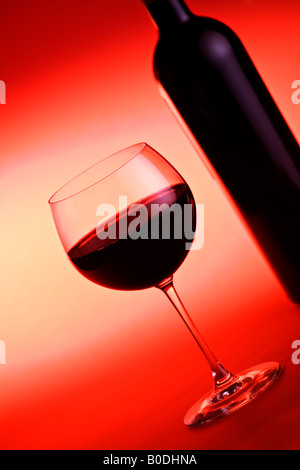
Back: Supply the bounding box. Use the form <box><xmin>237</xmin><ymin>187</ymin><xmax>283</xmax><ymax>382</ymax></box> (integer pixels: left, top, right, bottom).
<box><xmin>142</xmin><ymin>0</ymin><xmax>300</xmax><ymax>303</ymax></box>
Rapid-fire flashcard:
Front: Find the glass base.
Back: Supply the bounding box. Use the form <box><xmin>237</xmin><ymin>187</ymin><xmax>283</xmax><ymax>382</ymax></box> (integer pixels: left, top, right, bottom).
<box><xmin>184</xmin><ymin>362</ymin><xmax>282</xmax><ymax>427</ymax></box>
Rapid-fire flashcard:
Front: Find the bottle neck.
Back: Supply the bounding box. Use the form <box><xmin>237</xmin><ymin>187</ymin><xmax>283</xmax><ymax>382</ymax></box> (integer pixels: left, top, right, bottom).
<box><xmin>143</xmin><ymin>0</ymin><xmax>192</xmax><ymax>30</ymax></box>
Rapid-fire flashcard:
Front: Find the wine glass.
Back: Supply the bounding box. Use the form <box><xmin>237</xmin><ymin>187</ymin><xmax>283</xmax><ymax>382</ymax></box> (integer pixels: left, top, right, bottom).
<box><xmin>49</xmin><ymin>142</ymin><xmax>282</xmax><ymax>426</ymax></box>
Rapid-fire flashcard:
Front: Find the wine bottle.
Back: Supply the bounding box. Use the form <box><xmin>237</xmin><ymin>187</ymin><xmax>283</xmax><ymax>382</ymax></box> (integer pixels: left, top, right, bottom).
<box><xmin>142</xmin><ymin>0</ymin><xmax>300</xmax><ymax>304</ymax></box>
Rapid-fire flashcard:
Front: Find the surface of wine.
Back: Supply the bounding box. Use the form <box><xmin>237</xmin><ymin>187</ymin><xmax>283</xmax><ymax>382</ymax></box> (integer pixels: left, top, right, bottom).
<box><xmin>68</xmin><ymin>183</ymin><xmax>195</xmax><ymax>290</ymax></box>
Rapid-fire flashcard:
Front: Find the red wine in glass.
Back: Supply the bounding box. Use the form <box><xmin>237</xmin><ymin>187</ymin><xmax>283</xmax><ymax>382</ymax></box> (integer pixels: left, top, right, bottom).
<box><xmin>49</xmin><ymin>143</ymin><xmax>282</xmax><ymax>426</ymax></box>
<box><xmin>68</xmin><ymin>183</ymin><xmax>195</xmax><ymax>290</ymax></box>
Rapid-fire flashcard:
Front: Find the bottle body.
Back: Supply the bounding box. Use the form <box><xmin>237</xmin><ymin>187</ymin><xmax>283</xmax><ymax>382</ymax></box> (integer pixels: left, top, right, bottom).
<box><xmin>147</xmin><ymin>5</ymin><xmax>300</xmax><ymax>302</ymax></box>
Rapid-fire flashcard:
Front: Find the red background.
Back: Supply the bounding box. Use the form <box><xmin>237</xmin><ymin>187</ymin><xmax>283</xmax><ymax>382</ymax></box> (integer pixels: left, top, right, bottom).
<box><xmin>0</xmin><ymin>0</ymin><xmax>300</xmax><ymax>450</ymax></box>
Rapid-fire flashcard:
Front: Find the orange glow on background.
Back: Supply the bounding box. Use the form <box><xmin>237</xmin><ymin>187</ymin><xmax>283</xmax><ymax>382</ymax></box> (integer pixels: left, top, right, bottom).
<box><xmin>0</xmin><ymin>0</ymin><xmax>300</xmax><ymax>450</ymax></box>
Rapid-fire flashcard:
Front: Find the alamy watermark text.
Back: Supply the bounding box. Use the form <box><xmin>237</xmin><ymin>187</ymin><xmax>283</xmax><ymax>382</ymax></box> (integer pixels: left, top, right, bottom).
<box><xmin>291</xmin><ymin>80</ymin><xmax>300</xmax><ymax>105</ymax></box>
<box><xmin>0</xmin><ymin>340</ymin><xmax>6</xmax><ymax>364</ymax></box>
<box><xmin>0</xmin><ymin>80</ymin><xmax>6</xmax><ymax>104</ymax></box>
<box><xmin>96</xmin><ymin>197</ymin><xmax>204</xmax><ymax>251</ymax></box>
<box><xmin>291</xmin><ymin>340</ymin><xmax>300</xmax><ymax>365</ymax></box>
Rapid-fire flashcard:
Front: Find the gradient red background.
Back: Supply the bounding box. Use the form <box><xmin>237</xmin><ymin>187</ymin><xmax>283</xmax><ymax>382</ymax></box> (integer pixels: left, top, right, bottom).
<box><xmin>0</xmin><ymin>0</ymin><xmax>300</xmax><ymax>450</ymax></box>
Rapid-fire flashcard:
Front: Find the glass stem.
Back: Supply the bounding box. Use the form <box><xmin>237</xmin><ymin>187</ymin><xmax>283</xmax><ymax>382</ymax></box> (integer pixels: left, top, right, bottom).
<box><xmin>157</xmin><ymin>277</ymin><xmax>236</xmax><ymax>390</ymax></box>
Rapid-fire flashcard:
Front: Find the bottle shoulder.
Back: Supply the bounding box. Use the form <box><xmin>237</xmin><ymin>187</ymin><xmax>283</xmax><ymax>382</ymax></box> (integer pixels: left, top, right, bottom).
<box><xmin>155</xmin><ymin>16</ymin><xmax>240</xmax><ymax>49</ymax></box>
<box><xmin>154</xmin><ymin>15</ymin><xmax>244</xmax><ymax>68</ymax></box>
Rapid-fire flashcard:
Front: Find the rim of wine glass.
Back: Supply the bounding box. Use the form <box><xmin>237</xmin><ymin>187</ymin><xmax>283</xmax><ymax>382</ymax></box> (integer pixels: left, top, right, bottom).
<box><xmin>48</xmin><ymin>142</ymin><xmax>148</xmax><ymax>205</ymax></box>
